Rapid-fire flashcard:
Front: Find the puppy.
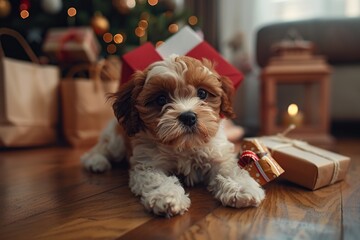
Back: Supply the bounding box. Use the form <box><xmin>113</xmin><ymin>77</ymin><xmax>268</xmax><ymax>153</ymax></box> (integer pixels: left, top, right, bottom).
<box><xmin>81</xmin><ymin>55</ymin><xmax>265</xmax><ymax>217</ymax></box>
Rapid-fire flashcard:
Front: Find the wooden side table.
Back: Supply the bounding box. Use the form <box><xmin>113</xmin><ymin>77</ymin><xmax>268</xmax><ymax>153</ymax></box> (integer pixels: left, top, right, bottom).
<box><xmin>261</xmin><ymin>55</ymin><xmax>334</xmax><ymax>146</ymax></box>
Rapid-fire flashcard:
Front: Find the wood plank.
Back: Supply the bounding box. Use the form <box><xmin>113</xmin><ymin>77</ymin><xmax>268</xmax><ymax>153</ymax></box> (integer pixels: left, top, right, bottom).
<box><xmin>0</xmin><ymin>147</ymin><xmax>127</xmax><ymax>225</ymax></box>
<box><xmin>0</xmin><ymin>138</ymin><xmax>359</xmax><ymax>240</ymax></box>
<box><xmin>179</xmin><ymin>181</ymin><xmax>342</xmax><ymax>240</ymax></box>
<box><xmin>118</xmin><ymin>186</ymin><xmax>220</xmax><ymax>240</ymax></box>
<box><xmin>337</xmin><ymin>139</ymin><xmax>360</xmax><ymax>240</ymax></box>
<box><xmin>1</xmin><ymin>184</ymin><xmax>152</xmax><ymax>240</ymax></box>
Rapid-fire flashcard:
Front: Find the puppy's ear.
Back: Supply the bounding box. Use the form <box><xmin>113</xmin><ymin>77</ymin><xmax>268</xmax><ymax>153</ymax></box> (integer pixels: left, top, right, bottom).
<box><xmin>219</xmin><ymin>76</ymin><xmax>236</xmax><ymax>119</ymax></box>
<box><xmin>110</xmin><ymin>71</ymin><xmax>146</xmax><ymax>136</ymax></box>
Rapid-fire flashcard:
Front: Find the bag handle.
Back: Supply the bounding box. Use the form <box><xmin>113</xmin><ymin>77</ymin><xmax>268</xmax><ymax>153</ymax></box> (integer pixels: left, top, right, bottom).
<box><xmin>65</xmin><ymin>60</ymin><xmax>116</xmax><ymax>92</ymax></box>
<box><xmin>0</xmin><ymin>28</ymin><xmax>39</xmax><ymax>63</ymax></box>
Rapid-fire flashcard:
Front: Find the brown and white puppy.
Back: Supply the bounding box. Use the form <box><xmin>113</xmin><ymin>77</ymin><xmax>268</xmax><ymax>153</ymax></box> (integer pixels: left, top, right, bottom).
<box><xmin>81</xmin><ymin>55</ymin><xmax>265</xmax><ymax>217</ymax></box>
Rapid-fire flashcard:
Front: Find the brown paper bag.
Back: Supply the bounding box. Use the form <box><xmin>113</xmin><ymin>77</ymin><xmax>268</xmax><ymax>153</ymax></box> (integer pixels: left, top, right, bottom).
<box><xmin>0</xmin><ymin>28</ymin><xmax>60</xmax><ymax>147</ymax></box>
<box><xmin>61</xmin><ymin>60</ymin><xmax>119</xmax><ymax>147</ymax></box>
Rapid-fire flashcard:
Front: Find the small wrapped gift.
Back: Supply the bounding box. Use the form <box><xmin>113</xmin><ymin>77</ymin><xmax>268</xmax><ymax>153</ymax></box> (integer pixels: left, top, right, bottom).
<box><xmin>43</xmin><ymin>27</ymin><xmax>100</xmax><ymax>63</ymax></box>
<box><xmin>239</xmin><ymin>139</ymin><xmax>285</xmax><ymax>186</ymax></box>
<box><xmin>252</xmin><ymin>135</ymin><xmax>351</xmax><ymax>190</ymax></box>
<box><xmin>120</xmin><ymin>26</ymin><xmax>243</xmax><ymax>88</ymax></box>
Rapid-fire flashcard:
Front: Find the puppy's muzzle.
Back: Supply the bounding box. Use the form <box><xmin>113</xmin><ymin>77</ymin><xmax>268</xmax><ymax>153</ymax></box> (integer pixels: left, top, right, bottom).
<box><xmin>178</xmin><ymin>111</ymin><xmax>197</xmax><ymax>127</ymax></box>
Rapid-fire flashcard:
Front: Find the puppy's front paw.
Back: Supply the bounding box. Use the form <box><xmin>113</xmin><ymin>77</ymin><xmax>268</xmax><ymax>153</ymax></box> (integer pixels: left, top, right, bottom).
<box><xmin>231</xmin><ymin>182</ymin><xmax>265</xmax><ymax>208</ymax></box>
<box><xmin>142</xmin><ymin>189</ymin><xmax>191</xmax><ymax>217</ymax></box>
<box><xmin>81</xmin><ymin>153</ymin><xmax>111</xmax><ymax>173</ymax></box>
<box><xmin>212</xmin><ymin>175</ymin><xmax>265</xmax><ymax>208</ymax></box>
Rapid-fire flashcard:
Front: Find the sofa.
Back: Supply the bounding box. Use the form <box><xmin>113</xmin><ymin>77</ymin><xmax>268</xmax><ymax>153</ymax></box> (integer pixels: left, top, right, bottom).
<box><xmin>256</xmin><ymin>17</ymin><xmax>360</xmax><ymax>123</ymax></box>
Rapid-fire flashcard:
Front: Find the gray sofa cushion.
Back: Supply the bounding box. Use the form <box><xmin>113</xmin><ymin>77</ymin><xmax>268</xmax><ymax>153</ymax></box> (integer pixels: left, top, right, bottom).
<box><xmin>256</xmin><ymin>18</ymin><xmax>360</xmax><ymax>67</ymax></box>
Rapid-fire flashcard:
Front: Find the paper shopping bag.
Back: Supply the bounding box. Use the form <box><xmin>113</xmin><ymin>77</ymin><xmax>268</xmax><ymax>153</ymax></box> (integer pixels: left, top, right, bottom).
<box><xmin>0</xmin><ymin>28</ymin><xmax>60</xmax><ymax>147</ymax></box>
<box><xmin>61</xmin><ymin>60</ymin><xmax>119</xmax><ymax>147</ymax></box>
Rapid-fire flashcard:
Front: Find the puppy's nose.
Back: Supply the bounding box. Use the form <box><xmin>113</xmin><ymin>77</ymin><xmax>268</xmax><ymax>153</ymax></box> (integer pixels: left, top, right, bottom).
<box><xmin>179</xmin><ymin>111</ymin><xmax>197</xmax><ymax>126</ymax></box>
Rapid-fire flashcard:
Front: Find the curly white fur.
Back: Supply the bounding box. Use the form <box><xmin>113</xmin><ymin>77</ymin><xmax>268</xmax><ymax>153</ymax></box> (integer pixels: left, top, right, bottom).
<box><xmin>81</xmin><ymin>56</ymin><xmax>265</xmax><ymax>217</ymax></box>
<box><xmin>81</xmin><ymin>119</ymin><xmax>265</xmax><ymax>216</ymax></box>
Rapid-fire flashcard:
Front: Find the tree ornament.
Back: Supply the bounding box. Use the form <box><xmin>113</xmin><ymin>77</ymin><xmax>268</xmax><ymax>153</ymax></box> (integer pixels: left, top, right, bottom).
<box><xmin>41</xmin><ymin>0</ymin><xmax>62</xmax><ymax>14</ymax></box>
<box><xmin>91</xmin><ymin>13</ymin><xmax>110</xmax><ymax>35</ymax></box>
<box><xmin>0</xmin><ymin>0</ymin><xmax>11</xmax><ymax>18</ymax></box>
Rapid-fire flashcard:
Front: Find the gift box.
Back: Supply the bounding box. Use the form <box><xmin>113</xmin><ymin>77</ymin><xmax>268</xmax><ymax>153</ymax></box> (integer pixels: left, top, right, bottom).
<box><xmin>120</xmin><ymin>26</ymin><xmax>243</xmax><ymax>88</ymax></box>
<box><xmin>43</xmin><ymin>27</ymin><xmax>100</xmax><ymax>63</ymax></box>
<box><xmin>239</xmin><ymin>139</ymin><xmax>285</xmax><ymax>186</ymax></box>
<box><xmin>248</xmin><ymin>136</ymin><xmax>351</xmax><ymax>190</ymax></box>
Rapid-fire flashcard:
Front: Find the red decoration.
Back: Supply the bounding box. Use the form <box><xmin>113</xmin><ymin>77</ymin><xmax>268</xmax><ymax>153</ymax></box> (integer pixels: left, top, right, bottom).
<box><xmin>20</xmin><ymin>0</ymin><xmax>30</xmax><ymax>10</ymax></box>
<box><xmin>238</xmin><ymin>150</ymin><xmax>260</xmax><ymax>168</ymax></box>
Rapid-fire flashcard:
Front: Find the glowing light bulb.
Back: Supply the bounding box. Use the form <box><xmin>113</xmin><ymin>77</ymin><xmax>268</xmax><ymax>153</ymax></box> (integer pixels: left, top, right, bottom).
<box><xmin>287</xmin><ymin>104</ymin><xmax>299</xmax><ymax>116</ymax></box>
<box><xmin>107</xmin><ymin>44</ymin><xmax>117</xmax><ymax>54</ymax></box>
<box><xmin>135</xmin><ymin>27</ymin><xmax>145</xmax><ymax>37</ymax></box>
<box><xmin>67</xmin><ymin>7</ymin><xmax>76</xmax><ymax>17</ymax></box>
<box><xmin>188</xmin><ymin>16</ymin><xmax>198</xmax><ymax>25</ymax></box>
<box><xmin>114</xmin><ymin>33</ymin><xmax>124</xmax><ymax>44</ymax></box>
<box><xmin>148</xmin><ymin>0</ymin><xmax>158</xmax><ymax>6</ymax></box>
<box><xmin>20</xmin><ymin>10</ymin><xmax>29</xmax><ymax>19</ymax></box>
<box><xmin>168</xmin><ymin>23</ymin><xmax>179</xmax><ymax>33</ymax></box>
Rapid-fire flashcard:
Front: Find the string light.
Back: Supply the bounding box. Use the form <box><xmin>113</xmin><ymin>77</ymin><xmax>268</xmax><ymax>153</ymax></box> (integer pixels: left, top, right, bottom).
<box><xmin>135</xmin><ymin>27</ymin><xmax>145</xmax><ymax>37</ymax></box>
<box><xmin>103</xmin><ymin>32</ymin><xmax>113</xmax><ymax>43</ymax></box>
<box><xmin>168</xmin><ymin>23</ymin><xmax>178</xmax><ymax>33</ymax></box>
<box><xmin>67</xmin><ymin>7</ymin><xmax>76</xmax><ymax>17</ymax></box>
<box><xmin>126</xmin><ymin>0</ymin><xmax>136</xmax><ymax>8</ymax></box>
<box><xmin>20</xmin><ymin>10</ymin><xmax>29</xmax><ymax>19</ymax></box>
<box><xmin>138</xmin><ymin>20</ymin><xmax>148</xmax><ymax>29</ymax></box>
<box><xmin>188</xmin><ymin>16</ymin><xmax>198</xmax><ymax>25</ymax></box>
<box><xmin>107</xmin><ymin>44</ymin><xmax>117</xmax><ymax>54</ymax></box>
<box><xmin>114</xmin><ymin>33</ymin><xmax>124</xmax><ymax>44</ymax></box>
<box><xmin>148</xmin><ymin>0</ymin><xmax>158</xmax><ymax>6</ymax></box>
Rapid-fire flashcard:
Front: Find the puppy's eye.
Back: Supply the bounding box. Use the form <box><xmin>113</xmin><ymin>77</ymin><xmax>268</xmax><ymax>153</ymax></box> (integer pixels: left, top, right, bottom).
<box><xmin>197</xmin><ymin>88</ymin><xmax>208</xmax><ymax>100</ymax></box>
<box><xmin>156</xmin><ymin>95</ymin><xmax>167</xmax><ymax>106</ymax></box>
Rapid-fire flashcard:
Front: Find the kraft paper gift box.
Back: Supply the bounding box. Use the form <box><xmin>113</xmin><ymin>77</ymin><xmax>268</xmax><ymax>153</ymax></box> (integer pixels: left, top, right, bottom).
<box><xmin>249</xmin><ymin>136</ymin><xmax>351</xmax><ymax>190</ymax></box>
<box><xmin>43</xmin><ymin>27</ymin><xmax>100</xmax><ymax>63</ymax></box>
<box><xmin>239</xmin><ymin>138</ymin><xmax>285</xmax><ymax>186</ymax></box>
<box><xmin>120</xmin><ymin>26</ymin><xmax>243</xmax><ymax>88</ymax></box>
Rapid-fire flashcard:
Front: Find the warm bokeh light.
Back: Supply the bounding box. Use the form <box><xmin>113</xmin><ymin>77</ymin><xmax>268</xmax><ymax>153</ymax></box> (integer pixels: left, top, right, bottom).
<box><xmin>126</xmin><ymin>0</ymin><xmax>136</xmax><ymax>8</ymax></box>
<box><xmin>103</xmin><ymin>32</ymin><xmax>113</xmax><ymax>43</ymax></box>
<box><xmin>114</xmin><ymin>33</ymin><xmax>124</xmax><ymax>44</ymax></box>
<box><xmin>148</xmin><ymin>0</ymin><xmax>158</xmax><ymax>6</ymax></box>
<box><xmin>107</xmin><ymin>44</ymin><xmax>117</xmax><ymax>54</ymax></box>
<box><xmin>67</xmin><ymin>7</ymin><xmax>76</xmax><ymax>17</ymax></box>
<box><xmin>20</xmin><ymin>10</ymin><xmax>29</xmax><ymax>19</ymax></box>
<box><xmin>155</xmin><ymin>41</ymin><xmax>164</xmax><ymax>48</ymax></box>
<box><xmin>168</xmin><ymin>23</ymin><xmax>178</xmax><ymax>33</ymax></box>
<box><xmin>138</xmin><ymin>20</ymin><xmax>148</xmax><ymax>29</ymax></box>
<box><xmin>288</xmin><ymin>104</ymin><xmax>299</xmax><ymax>116</ymax></box>
<box><xmin>135</xmin><ymin>27</ymin><xmax>145</xmax><ymax>37</ymax></box>
<box><xmin>188</xmin><ymin>16</ymin><xmax>198</xmax><ymax>25</ymax></box>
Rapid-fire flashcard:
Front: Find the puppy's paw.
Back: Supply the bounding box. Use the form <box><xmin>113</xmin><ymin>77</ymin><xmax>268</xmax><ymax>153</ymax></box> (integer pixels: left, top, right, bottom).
<box><xmin>231</xmin><ymin>182</ymin><xmax>265</xmax><ymax>208</ymax></box>
<box><xmin>81</xmin><ymin>153</ymin><xmax>111</xmax><ymax>173</ymax></box>
<box><xmin>212</xmin><ymin>175</ymin><xmax>265</xmax><ymax>208</ymax></box>
<box><xmin>142</xmin><ymin>189</ymin><xmax>191</xmax><ymax>217</ymax></box>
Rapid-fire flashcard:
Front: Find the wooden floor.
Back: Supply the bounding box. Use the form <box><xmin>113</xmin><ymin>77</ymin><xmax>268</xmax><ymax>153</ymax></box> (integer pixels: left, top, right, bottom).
<box><xmin>0</xmin><ymin>138</ymin><xmax>359</xmax><ymax>240</ymax></box>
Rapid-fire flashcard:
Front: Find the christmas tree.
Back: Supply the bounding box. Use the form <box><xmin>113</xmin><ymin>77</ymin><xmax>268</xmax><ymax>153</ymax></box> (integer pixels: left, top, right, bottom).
<box><xmin>0</xmin><ymin>0</ymin><xmax>200</xmax><ymax>58</ymax></box>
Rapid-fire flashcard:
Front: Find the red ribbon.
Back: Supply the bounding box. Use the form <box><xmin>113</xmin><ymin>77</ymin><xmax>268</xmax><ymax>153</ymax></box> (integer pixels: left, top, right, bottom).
<box><xmin>238</xmin><ymin>150</ymin><xmax>260</xmax><ymax>168</ymax></box>
<box><xmin>57</xmin><ymin>29</ymin><xmax>83</xmax><ymax>62</ymax></box>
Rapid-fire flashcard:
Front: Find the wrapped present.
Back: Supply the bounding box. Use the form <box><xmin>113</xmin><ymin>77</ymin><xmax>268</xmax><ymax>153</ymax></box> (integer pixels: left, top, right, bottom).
<box><xmin>251</xmin><ymin>135</ymin><xmax>351</xmax><ymax>190</ymax></box>
<box><xmin>239</xmin><ymin>139</ymin><xmax>285</xmax><ymax>186</ymax></box>
<box><xmin>120</xmin><ymin>26</ymin><xmax>243</xmax><ymax>88</ymax></box>
<box><xmin>43</xmin><ymin>27</ymin><xmax>100</xmax><ymax>63</ymax></box>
